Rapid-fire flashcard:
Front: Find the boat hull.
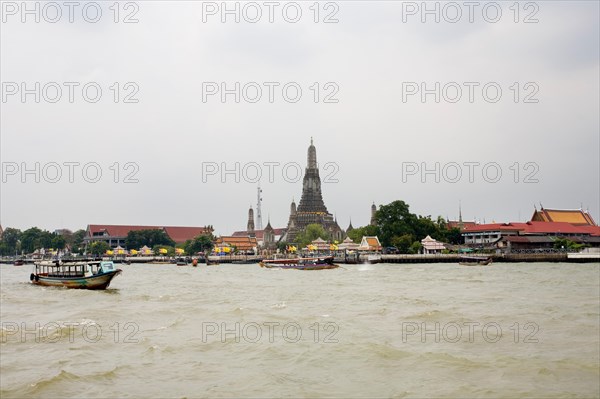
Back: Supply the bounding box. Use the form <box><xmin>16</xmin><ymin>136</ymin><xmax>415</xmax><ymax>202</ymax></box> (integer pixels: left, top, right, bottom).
<box><xmin>261</xmin><ymin>263</ymin><xmax>339</xmax><ymax>270</ymax></box>
<box><xmin>31</xmin><ymin>270</ymin><xmax>122</xmax><ymax>290</ymax></box>
<box><xmin>459</xmin><ymin>258</ymin><xmax>492</xmax><ymax>266</ymax></box>
<box><xmin>260</xmin><ymin>257</ymin><xmax>338</xmax><ymax>270</ymax></box>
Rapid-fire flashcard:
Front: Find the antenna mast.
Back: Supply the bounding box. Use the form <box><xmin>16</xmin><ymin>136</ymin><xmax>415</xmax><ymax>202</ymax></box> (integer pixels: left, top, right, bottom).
<box><xmin>256</xmin><ymin>184</ymin><xmax>263</xmax><ymax>230</ymax></box>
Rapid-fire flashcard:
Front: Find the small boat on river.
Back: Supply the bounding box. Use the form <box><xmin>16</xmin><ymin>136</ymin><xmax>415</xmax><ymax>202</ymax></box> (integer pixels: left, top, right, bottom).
<box><xmin>260</xmin><ymin>256</ymin><xmax>339</xmax><ymax>270</ymax></box>
<box><xmin>176</xmin><ymin>257</ymin><xmax>189</xmax><ymax>266</ymax></box>
<box><xmin>458</xmin><ymin>256</ymin><xmax>492</xmax><ymax>266</ymax></box>
<box><xmin>206</xmin><ymin>256</ymin><xmax>220</xmax><ymax>266</ymax></box>
<box><xmin>30</xmin><ymin>260</ymin><xmax>122</xmax><ymax>290</ymax></box>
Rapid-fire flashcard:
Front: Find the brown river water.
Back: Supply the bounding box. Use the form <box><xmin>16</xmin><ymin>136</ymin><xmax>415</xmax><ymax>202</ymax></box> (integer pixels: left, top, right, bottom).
<box><xmin>1</xmin><ymin>262</ymin><xmax>599</xmax><ymax>398</ymax></box>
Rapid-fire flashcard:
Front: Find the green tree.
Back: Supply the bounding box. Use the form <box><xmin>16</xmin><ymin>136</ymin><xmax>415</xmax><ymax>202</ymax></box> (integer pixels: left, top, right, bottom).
<box><xmin>89</xmin><ymin>241</ymin><xmax>110</xmax><ymax>255</ymax></box>
<box><xmin>391</xmin><ymin>234</ymin><xmax>414</xmax><ymax>254</ymax></box>
<box><xmin>294</xmin><ymin>224</ymin><xmax>331</xmax><ymax>248</ymax></box>
<box><xmin>553</xmin><ymin>238</ymin><xmax>584</xmax><ymax>252</ymax></box>
<box><xmin>51</xmin><ymin>235</ymin><xmax>66</xmax><ymax>250</ymax></box>
<box><xmin>347</xmin><ymin>225</ymin><xmax>379</xmax><ymax>243</ymax></box>
<box><xmin>277</xmin><ymin>241</ymin><xmax>290</xmax><ymax>252</ymax></box>
<box><xmin>375</xmin><ymin>200</ymin><xmax>419</xmax><ymax>246</ymax></box>
<box><xmin>1</xmin><ymin>227</ymin><xmax>21</xmax><ymax>255</ymax></box>
<box><xmin>0</xmin><ymin>242</ymin><xmax>10</xmax><ymax>256</ymax></box>
<box><xmin>20</xmin><ymin>227</ymin><xmax>43</xmax><ymax>253</ymax></box>
<box><xmin>444</xmin><ymin>227</ymin><xmax>463</xmax><ymax>245</ymax></box>
<box><xmin>71</xmin><ymin>229</ymin><xmax>86</xmax><ymax>253</ymax></box>
<box><xmin>414</xmin><ymin>216</ymin><xmax>439</xmax><ymax>240</ymax></box>
<box><xmin>409</xmin><ymin>241</ymin><xmax>423</xmax><ymax>254</ymax></box>
<box><xmin>125</xmin><ymin>229</ymin><xmax>175</xmax><ymax>249</ymax></box>
<box><xmin>184</xmin><ymin>234</ymin><xmax>214</xmax><ymax>254</ymax></box>
<box><xmin>375</xmin><ymin>200</ymin><xmax>462</xmax><ymax>247</ymax></box>
<box><xmin>39</xmin><ymin>231</ymin><xmax>54</xmax><ymax>249</ymax></box>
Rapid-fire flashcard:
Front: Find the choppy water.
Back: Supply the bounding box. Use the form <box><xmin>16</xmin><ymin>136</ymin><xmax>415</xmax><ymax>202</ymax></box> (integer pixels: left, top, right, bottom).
<box><xmin>1</xmin><ymin>262</ymin><xmax>599</xmax><ymax>398</ymax></box>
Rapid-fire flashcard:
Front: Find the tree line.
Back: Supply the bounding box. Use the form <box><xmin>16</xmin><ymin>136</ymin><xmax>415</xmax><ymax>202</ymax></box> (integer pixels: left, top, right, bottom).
<box><xmin>0</xmin><ymin>227</ymin><xmax>214</xmax><ymax>256</ymax></box>
<box><xmin>0</xmin><ymin>227</ymin><xmax>86</xmax><ymax>255</ymax></box>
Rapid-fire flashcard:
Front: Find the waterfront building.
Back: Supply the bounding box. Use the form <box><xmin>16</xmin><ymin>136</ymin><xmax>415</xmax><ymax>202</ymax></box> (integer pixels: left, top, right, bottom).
<box><xmin>215</xmin><ymin>236</ymin><xmax>258</xmax><ymax>254</ymax></box>
<box><xmin>462</xmin><ymin>206</ymin><xmax>600</xmax><ymax>252</ymax></box>
<box><xmin>84</xmin><ymin>224</ymin><xmax>213</xmax><ymax>248</ymax></box>
<box><xmin>232</xmin><ymin>227</ymin><xmax>286</xmax><ymax>249</ymax></box>
<box><xmin>421</xmin><ymin>235</ymin><xmax>446</xmax><ymax>254</ymax></box>
<box><xmin>338</xmin><ymin>236</ymin><xmax>360</xmax><ymax>251</ymax></box>
<box><xmin>282</xmin><ymin>139</ymin><xmax>344</xmax><ymax>243</ymax></box>
<box><xmin>462</xmin><ymin>221</ymin><xmax>600</xmax><ymax>252</ymax></box>
<box><xmin>139</xmin><ymin>245</ymin><xmax>152</xmax><ymax>255</ymax></box>
<box><xmin>358</xmin><ymin>236</ymin><xmax>382</xmax><ymax>251</ymax></box>
<box><xmin>310</xmin><ymin>237</ymin><xmax>330</xmax><ymax>251</ymax></box>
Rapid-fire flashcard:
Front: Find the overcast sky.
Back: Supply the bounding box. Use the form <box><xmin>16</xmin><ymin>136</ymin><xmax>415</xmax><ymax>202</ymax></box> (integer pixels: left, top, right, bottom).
<box><xmin>1</xmin><ymin>1</ymin><xmax>599</xmax><ymax>236</ymax></box>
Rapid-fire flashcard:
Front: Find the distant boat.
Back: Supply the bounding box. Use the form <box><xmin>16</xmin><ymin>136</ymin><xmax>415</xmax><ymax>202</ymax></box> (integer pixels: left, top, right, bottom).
<box><xmin>30</xmin><ymin>260</ymin><xmax>122</xmax><ymax>290</ymax></box>
<box><xmin>260</xmin><ymin>256</ymin><xmax>339</xmax><ymax>270</ymax></box>
<box><xmin>14</xmin><ymin>259</ymin><xmax>24</xmax><ymax>266</ymax></box>
<box><xmin>206</xmin><ymin>256</ymin><xmax>220</xmax><ymax>266</ymax></box>
<box><xmin>459</xmin><ymin>256</ymin><xmax>492</xmax><ymax>266</ymax></box>
<box><xmin>176</xmin><ymin>257</ymin><xmax>188</xmax><ymax>266</ymax></box>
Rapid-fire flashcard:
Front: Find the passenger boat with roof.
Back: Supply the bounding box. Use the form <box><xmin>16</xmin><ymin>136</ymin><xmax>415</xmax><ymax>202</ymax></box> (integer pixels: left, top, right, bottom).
<box><xmin>260</xmin><ymin>256</ymin><xmax>339</xmax><ymax>270</ymax></box>
<box><xmin>30</xmin><ymin>260</ymin><xmax>122</xmax><ymax>289</ymax></box>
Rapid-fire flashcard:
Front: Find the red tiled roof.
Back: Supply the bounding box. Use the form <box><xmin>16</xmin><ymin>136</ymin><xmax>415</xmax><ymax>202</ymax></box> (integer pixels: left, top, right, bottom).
<box><xmin>447</xmin><ymin>221</ymin><xmax>477</xmax><ymax>230</ymax></box>
<box><xmin>163</xmin><ymin>227</ymin><xmax>213</xmax><ymax>243</ymax></box>
<box><xmin>87</xmin><ymin>224</ymin><xmax>212</xmax><ymax>243</ymax></box>
<box><xmin>463</xmin><ymin>221</ymin><xmax>595</xmax><ymax>235</ymax></box>
<box><xmin>579</xmin><ymin>226</ymin><xmax>600</xmax><ymax>236</ymax></box>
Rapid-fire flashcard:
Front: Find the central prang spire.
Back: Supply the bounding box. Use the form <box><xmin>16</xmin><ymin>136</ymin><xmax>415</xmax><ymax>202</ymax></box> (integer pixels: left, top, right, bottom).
<box><xmin>283</xmin><ymin>138</ymin><xmax>344</xmax><ymax>243</ymax></box>
<box><xmin>297</xmin><ymin>138</ymin><xmax>327</xmax><ymax>214</ymax></box>
<box><xmin>307</xmin><ymin>136</ymin><xmax>317</xmax><ymax>170</ymax></box>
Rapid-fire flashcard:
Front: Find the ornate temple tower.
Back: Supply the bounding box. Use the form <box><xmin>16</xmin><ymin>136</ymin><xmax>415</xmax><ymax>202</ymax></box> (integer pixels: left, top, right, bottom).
<box><xmin>370</xmin><ymin>202</ymin><xmax>377</xmax><ymax>225</ymax></box>
<box><xmin>263</xmin><ymin>219</ymin><xmax>275</xmax><ymax>249</ymax></box>
<box><xmin>284</xmin><ymin>139</ymin><xmax>343</xmax><ymax>242</ymax></box>
<box><xmin>346</xmin><ymin>219</ymin><xmax>354</xmax><ymax>234</ymax></box>
<box><xmin>247</xmin><ymin>206</ymin><xmax>255</xmax><ymax>238</ymax></box>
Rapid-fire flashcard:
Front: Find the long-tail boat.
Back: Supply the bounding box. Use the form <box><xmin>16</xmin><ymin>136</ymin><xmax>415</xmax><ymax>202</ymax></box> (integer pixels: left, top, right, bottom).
<box><xmin>30</xmin><ymin>260</ymin><xmax>122</xmax><ymax>290</ymax></box>
<box><xmin>260</xmin><ymin>256</ymin><xmax>339</xmax><ymax>270</ymax></box>
<box><xmin>458</xmin><ymin>256</ymin><xmax>492</xmax><ymax>266</ymax></box>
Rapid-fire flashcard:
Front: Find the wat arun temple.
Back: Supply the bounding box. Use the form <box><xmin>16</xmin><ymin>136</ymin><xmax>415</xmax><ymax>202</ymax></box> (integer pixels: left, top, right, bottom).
<box><xmin>281</xmin><ymin>139</ymin><xmax>344</xmax><ymax>243</ymax></box>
